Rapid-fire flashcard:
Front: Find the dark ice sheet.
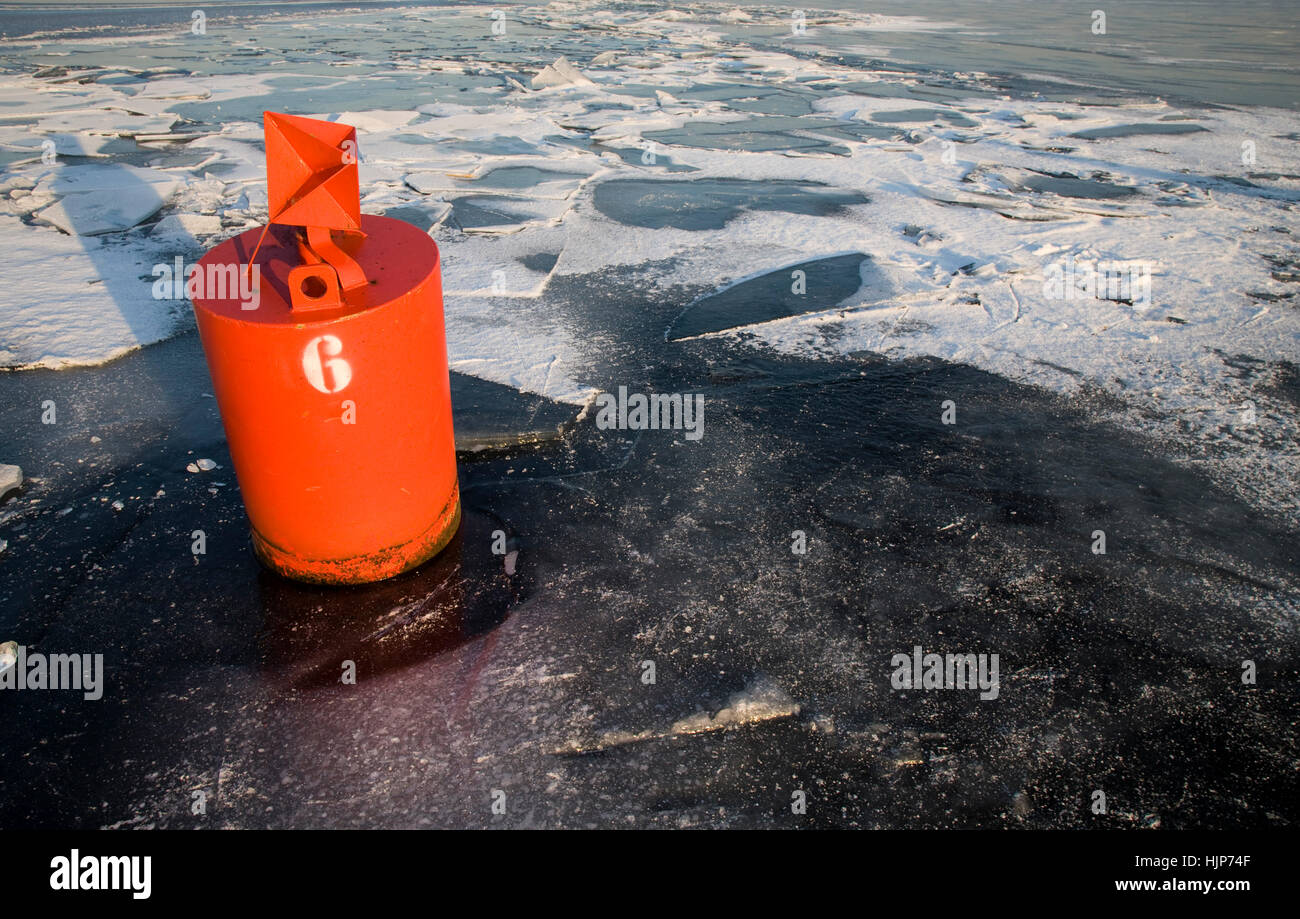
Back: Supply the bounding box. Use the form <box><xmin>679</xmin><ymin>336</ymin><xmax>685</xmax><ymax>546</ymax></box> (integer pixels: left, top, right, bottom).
<box><xmin>1</xmin><ymin>266</ymin><xmax>1296</xmax><ymax>829</ymax></box>
<box><xmin>668</xmin><ymin>252</ymin><xmax>873</xmax><ymax>340</ymax></box>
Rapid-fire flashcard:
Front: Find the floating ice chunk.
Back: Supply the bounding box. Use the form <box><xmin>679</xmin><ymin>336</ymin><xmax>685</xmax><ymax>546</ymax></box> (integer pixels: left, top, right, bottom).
<box><xmin>150</xmin><ymin>213</ymin><xmax>223</xmax><ymax>240</ymax></box>
<box><xmin>30</xmin><ymin>164</ymin><xmax>179</xmax><ymax>235</ymax></box>
<box><xmin>185</xmin><ymin>135</ymin><xmax>266</xmax><ymax>184</ymax></box>
<box><xmin>404</xmin><ymin>174</ymin><xmax>465</xmax><ymax>197</ymax></box>
<box><xmin>10</xmin><ymin>133</ymin><xmax>119</xmax><ymax>158</ymax></box>
<box><xmin>531</xmin><ymin>57</ymin><xmax>594</xmax><ymax>89</ymax></box>
<box><xmin>871</xmin><ymin>107</ymin><xmax>978</xmax><ymax>126</ymax></box>
<box><xmin>968</xmin><ymin>165</ymin><xmax>1138</xmax><ymax>201</ymax></box>
<box><xmin>0</xmin><ymin>642</ymin><xmax>16</xmax><ymax>674</ymax></box>
<box><xmin>381</xmin><ymin>201</ymin><xmax>452</xmax><ymax>233</ymax></box>
<box><xmin>0</xmin><ymin>464</ymin><xmax>22</xmax><ymax>501</ymax></box>
<box><xmin>37</xmin><ymin>163</ymin><xmax>180</xmax><ymax>197</ymax></box>
<box><xmin>133</xmin><ymin>79</ymin><xmax>211</xmax><ymax>100</ymax></box>
<box><xmin>1070</xmin><ymin>122</ymin><xmax>1208</xmax><ymax>140</ymax></box>
<box><xmin>0</xmin><ymin>190</ymin><xmax>52</xmax><ymax>219</ymax></box>
<box><xmin>35</xmin><ymin>186</ymin><xmax>171</xmax><ymax>235</ymax></box>
<box><xmin>106</xmin><ymin>95</ymin><xmax>185</xmax><ymax>117</ymax></box>
<box><xmin>449</xmin><ymin>372</ymin><xmax>580</xmax><ymax>451</ymax></box>
<box><xmin>0</xmin><ymin>215</ymin><xmax>166</xmax><ymax>369</ymax></box>
<box><xmin>328</xmin><ymin>110</ymin><xmax>419</xmax><ymax>133</ymax></box>
<box><xmin>35</xmin><ymin>111</ymin><xmax>177</xmax><ymax>136</ymax></box>
<box><xmin>186</xmin><ymin>459</ymin><xmax>219</xmax><ymax>473</ymax></box>
<box><xmin>592</xmin><ymin>177</ymin><xmax>867</xmax><ymax>231</ymax></box>
<box><xmin>444</xmin><ymin>315</ymin><xmax>592</xmax><ymax>406</ymax></box>
<box><xmin>409</xmin><ymin>163</ymin><xmax>593</xmax><ymax>200</ymax></box>
<box><xmin>0</xmin><ymin>175</ymin><xmax>35</xmax><ymax>195</ymax></box>
<box><xmin>669</xmin><ymin>676</ymin><xmax>800</xmax><ymax>736</ymax></box>
<box><xmin>446</xmin><ymin>194</ymin><xmax>571</xmax><ymax>234</ymax></box>
<box><xmin>564</xmin><ymin>675</ymin><xmax>801</xmax><ymax>752</ymax></box>
<box><xmin>668</xmin><ymin>253</ymin><xmax>874</xmax><ymax>340</ymax></box>
<box><xmin>590</xmin><ymin>51</ymin><xmax>619</xmax><ymax>66</ymax></box>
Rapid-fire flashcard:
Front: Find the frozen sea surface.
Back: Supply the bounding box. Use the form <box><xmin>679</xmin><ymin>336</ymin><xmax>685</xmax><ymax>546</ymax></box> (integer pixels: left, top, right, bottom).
<box><xmin>0</xmin><ymin>2</ymin><xmax>1297</xmax><ymax>828</ymax></box>
<box><xmin>0</xmin><ymin>2</ymin><xmax>1296</xmax><ymax>514</ymax></box>
<box><xmin>1</xmin><ymin>267</ymin><xmax>1297</xmax><ymax>828</ymax></box>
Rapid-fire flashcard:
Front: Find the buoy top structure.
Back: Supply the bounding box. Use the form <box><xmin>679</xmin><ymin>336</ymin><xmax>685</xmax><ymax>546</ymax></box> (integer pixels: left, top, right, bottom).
<box><xmin>190</xmin><ymin>112</ymin><xmax>461</xmax><ymax>585</ymax></box>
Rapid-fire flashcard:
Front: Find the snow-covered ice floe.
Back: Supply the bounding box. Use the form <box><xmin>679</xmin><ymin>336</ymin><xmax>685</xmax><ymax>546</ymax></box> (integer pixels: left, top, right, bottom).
<box><xmin>0</xmin><ymin>2</ymin><xmax>1296</xmax><ymax>512</ymax></box>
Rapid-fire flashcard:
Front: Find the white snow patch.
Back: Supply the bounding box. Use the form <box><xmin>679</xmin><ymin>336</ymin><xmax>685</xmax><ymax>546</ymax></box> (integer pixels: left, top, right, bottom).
<box><xmin>0</xmin><ymin>216</ymin><xmax>172</xmax><ymax>368</ymax></box>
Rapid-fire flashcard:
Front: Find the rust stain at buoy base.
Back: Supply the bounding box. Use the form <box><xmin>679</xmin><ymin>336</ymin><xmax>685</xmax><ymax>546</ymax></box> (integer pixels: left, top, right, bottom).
<box><xmin>252</xmin><ymin>485</ymin><xmax>462</xmax><ymax>586</ymax></box>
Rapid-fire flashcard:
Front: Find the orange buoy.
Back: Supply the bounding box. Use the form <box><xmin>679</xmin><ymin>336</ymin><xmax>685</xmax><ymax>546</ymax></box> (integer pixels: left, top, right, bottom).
<box><xmin>190</xmin><ymin>113</ymin><xmax>460</xmax><ymax>584</ymax></box>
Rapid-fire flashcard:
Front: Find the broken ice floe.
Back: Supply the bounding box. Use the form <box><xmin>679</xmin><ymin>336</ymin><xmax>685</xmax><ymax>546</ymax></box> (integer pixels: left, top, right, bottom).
<box><xmin>669</xmin><ymin>252</ymin><xmax>874</xmax><ymax>340</ymax></box>
<box><xmin>4</xmin><ymin>133</ymin><xmax>121</xmax><ymax>158</ymax></box>
<box><xmin>0</xmin><ymin>214</ymin><xmax>165</xmax><ymax>369</ymax></box>
<box><xmin>407</xmin><ymin>163</ymin><xmax>596</xmax><ymax>201</ymax></box>
<box><xmin>150</xmin><ymin>213</ymin><xmax>223</xmax><ymax>241</ymax></box>
<box><xmin>37</xmin><ymin>163</ymin><xmax>178</xmax><ymax>197</ymax></box>
<box><xmin>1070</xmin><ymin>122</ymin><xmax>1208</xmax><ymax>140</ymax></box>
<box><xmin>557</xmin><ymin>675</ymin><xmax>800</xmax><ymax>754</ymax></box>
<box><xmin>592</xmin><ymin>177</ymin><xmax>868</xmax><ymax>230</ymax></box>
<box><xmin>0</xmin><ymin>464</ymin><xmax>22</xmax><ymax>501</ymax></box>
<box><xmin>32</xmin><ymin>111</ymin><xmax>178</xmax><ymax>137</ymax></box>
<box><xmin>379</xmin><ymin>201</ymin><xmax>452</xmax><ymax>234</ymax></box>
<box><xmin>531</xmin><ymin>57</ymin><xmax>595</xmax><ymax>90</ymax></box>
<box><xmin>29</xmin><ymin>163</ymin><xmax>180</xmax><ymax>235</ymax></box>
<box><xmin>35</xmin><ymin>186</ymin><xmax>170</xmax><ymax>235</ymax></box>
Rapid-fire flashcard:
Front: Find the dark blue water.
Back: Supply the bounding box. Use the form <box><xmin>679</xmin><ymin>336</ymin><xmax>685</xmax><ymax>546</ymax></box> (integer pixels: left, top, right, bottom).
<box><xmin>806</xmin><ymin>0</ymin><xmax>1300</xmax><ymax>109</ymax></box>
<box><xmin>0</xmin><ymin>1</ymin><xmax>471</xmax><ymax>40</ymax></box>
<box><xmin>3</xmin><ymin>1</ymin><xmax>1296</xmax><ymax>108</ymax></box>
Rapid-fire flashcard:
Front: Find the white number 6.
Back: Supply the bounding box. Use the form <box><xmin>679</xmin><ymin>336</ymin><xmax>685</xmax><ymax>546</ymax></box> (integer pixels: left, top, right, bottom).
<box><xmin>302</xmin><ymin>335</ymin><xmax>352</xmax><ymax>394</ymax></box>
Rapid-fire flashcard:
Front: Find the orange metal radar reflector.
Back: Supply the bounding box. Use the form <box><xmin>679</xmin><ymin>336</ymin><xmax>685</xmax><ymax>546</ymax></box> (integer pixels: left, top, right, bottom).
<box><xmin>249</xmin><ymin>111</ymin><xmax>368</xmax><ymax>305</ymax></box>
<box><xmin>265</xmin><ymin>111</ymin><xmax>360</xmax><ymax>231</ymax></box>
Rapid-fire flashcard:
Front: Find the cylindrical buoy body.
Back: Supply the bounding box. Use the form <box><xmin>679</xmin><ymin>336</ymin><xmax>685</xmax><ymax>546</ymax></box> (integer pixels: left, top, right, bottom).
<box><xmin>191</xmin><ymin>215</ymin><xmax>459</xmax><ymax>584</ymax></box>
